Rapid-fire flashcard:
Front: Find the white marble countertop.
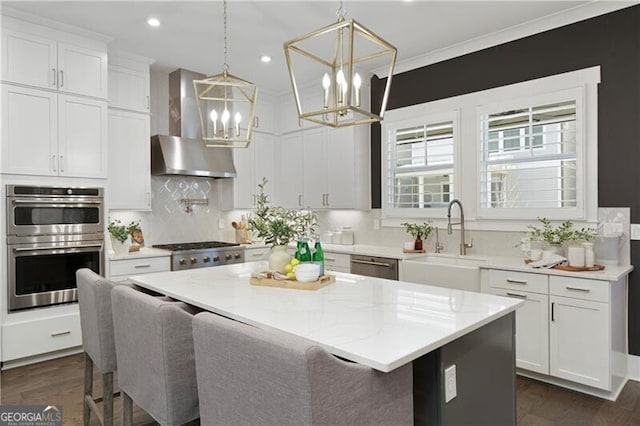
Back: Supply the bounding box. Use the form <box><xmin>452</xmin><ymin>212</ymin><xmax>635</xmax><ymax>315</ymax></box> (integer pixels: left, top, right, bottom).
<box><xmin>128</xmin><ymin>261</ymin><xmax>522</xmax><ymax>372</ymax></box>
<box><xmin>109</xmin><ymin>247</ymin><xmax>171</xmax><ymax>261</ymax></box>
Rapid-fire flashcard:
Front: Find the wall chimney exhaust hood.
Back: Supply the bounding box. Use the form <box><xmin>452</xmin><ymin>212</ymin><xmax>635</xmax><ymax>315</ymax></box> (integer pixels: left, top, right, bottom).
<box><xmin>151</xmin><ymin>69</ymin><xmax>237</xmax><ymax>178</ymax></box>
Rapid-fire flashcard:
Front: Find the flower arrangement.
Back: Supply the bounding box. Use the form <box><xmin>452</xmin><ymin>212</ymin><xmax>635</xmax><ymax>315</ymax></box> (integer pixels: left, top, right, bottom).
<box><xmin>248</xmin><ymin>179</ymin><xmax>317</xmax><ymax>247</ymax></box>
<box><xmin>525</xmin><ymin>217</ymin><xmax>597</xmax><ymax>245</ymax></box>
<box><xmin>107</xmin><ymin>219</ymin><xmax>141</xmax><ymax>244</ymax></box>
<box><xmin>401</xmin><ymin>222</ymin><xmax>433</xmax><ymax>239</ymax></box>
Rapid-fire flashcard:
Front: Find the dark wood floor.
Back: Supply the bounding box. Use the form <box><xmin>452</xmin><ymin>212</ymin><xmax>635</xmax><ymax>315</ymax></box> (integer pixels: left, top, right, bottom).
<box><xmin>2</xmin><ymin>353</ymin><xmax>640</xmax><ymax>425</ymax></box>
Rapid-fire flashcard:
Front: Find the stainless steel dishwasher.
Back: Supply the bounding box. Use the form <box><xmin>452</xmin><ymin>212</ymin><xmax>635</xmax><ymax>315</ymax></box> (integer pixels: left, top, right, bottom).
<box><xmin>350</xmin><ymin>255</ymin><xmax>398</xmax><ymax>280</ymax></box>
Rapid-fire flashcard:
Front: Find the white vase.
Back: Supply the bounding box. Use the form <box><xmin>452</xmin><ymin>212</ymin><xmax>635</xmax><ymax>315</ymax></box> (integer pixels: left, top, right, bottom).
<box><xmin>110</xmin><ymin>236</ymin><xmax>131</xmax><ymax>256</ymax></box>
<box><xmin>583</xmin><ymin>242</ymin><xmax>595</xmax><ymax>267</ymax></box>
<box><xmin>269</xmin><ymin>245</ymin><xmax>291</xmax><ymax>273</ymax></box>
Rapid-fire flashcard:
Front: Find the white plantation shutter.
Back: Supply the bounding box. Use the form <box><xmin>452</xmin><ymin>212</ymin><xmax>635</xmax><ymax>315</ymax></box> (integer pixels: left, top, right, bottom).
<box><xmin>386</xmin><ymin>116</ymin><xmax>455</xmax><ymax>212</ymax></box>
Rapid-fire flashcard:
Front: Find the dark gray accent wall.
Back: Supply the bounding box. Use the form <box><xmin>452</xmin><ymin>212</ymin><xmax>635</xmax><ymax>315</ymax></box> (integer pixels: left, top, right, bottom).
<box><xmin>371</xmin><ymin>5</ymin><xmax>640</xmax><ymax>354</ymax></box>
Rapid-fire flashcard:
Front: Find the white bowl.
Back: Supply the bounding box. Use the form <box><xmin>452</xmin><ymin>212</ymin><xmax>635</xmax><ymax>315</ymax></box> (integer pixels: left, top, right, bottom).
<box><xmin>294</xmin><ymin>263</ymin><xmax>320</xmax><ymax>282</ymax></box>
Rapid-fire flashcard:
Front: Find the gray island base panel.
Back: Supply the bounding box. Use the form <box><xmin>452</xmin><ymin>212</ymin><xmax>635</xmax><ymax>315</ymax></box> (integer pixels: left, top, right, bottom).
<box><xmin>128</xmin><ymin>262</ymin><xmax>521</xmax><ymax>425</ymax></box>
<box><xmin>414</xmin><ymin>313</ymin><xmax>516</xmax><ymax>426</ymax></box>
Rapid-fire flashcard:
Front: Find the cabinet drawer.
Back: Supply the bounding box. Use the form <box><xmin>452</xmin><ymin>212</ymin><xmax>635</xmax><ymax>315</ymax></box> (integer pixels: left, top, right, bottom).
<box><xmin>324</xmin><ymin>252</ymin><xmax>351</xmax><ymax>270</ymax></box>
<box><xmin>488</xmin><ymin>269</ymin><xmax>548</xmax><ymax>294</ymax></box>
<box><xmin>2</xmin><ymin>313</ymin><xmax>82</xmax><ymax>361</ymax></box>
<box><xmin>245</xmin><ymin>247</ymin><xmax>270</xmax><ymax>262</ymax></box>
<box><xmin>549</xmin><ymin>276</ymin><xmax>609</xmax><ymax>303</ymax></box>
<box><xmin>110</xmin><ymin>256</ymin><xmax>171</xmax><ymax>277</ymax></box>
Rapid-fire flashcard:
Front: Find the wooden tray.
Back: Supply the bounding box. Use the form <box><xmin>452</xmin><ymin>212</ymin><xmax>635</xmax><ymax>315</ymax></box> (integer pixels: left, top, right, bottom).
<box><xmin>552</xmin><ymin>264</ymin><xmax>605</xmax><ymax>272</ymax></box>
<box><xmin>403</xmin><ymin>249</ymin><xmax>425</xmax><ymax>253</ymax></box>
<box><xmin>250</xmin><ymin>274</ymin><xmax>335</xmax><ymax>290</ymax></box>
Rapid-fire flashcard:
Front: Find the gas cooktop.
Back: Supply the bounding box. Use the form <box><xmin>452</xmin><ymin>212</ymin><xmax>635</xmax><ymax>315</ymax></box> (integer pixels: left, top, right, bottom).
<box><xmin>153</xmin><ymin>241</ymin><xmax>240</xmax><ymax>252</ymax></box>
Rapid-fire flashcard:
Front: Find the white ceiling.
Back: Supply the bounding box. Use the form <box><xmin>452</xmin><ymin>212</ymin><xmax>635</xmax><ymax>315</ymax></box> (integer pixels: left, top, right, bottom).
<box><xmin>2</xmin><ymin>1</ymin><xmax>634</xmax><ymax>94</ymax></box>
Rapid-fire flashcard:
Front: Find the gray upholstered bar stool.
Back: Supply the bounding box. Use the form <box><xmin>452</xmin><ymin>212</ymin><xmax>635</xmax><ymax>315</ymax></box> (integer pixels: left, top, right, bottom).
<box><xmin>111</xmin><ymin>285</ymin><xmax>200</xmax><ymax>426</ymax></box>
<box><xmin>192</xmin><ymin>312</ymin><xmax>414</xmax><ymax>426</ymax></box>
<box><xmin>76</xmin><ymin>268</ymin><xmax>121</xmax><ymax>426</ymax></box>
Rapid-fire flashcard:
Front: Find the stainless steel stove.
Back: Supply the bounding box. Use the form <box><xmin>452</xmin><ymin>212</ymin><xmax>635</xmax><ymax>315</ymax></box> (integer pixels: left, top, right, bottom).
<box><xmin>153</xmin><ymin>241</ymin><xmax>244</xmax><ymax>271</ymax></box>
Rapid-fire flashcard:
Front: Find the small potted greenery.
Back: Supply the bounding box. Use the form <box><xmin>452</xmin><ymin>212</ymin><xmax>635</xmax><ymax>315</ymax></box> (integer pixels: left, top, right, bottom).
<box><xmin>107</xmin><ymin>219</ymin><xmax>140</xmax><ymax>255</ymax></box>
<box><xmin>524</xmin><ymin>217</ymin><xmax>597</xmax><ymax>258</ymax></box>
<box><xmin>401</xmin><ymin>222</ymin><xmax>433</xmax><ymax>251</ymax></box>
<box><xmin>248</xmin><ymin>179</ymin><xmax>318</xmax><ymax>272</ymax></box>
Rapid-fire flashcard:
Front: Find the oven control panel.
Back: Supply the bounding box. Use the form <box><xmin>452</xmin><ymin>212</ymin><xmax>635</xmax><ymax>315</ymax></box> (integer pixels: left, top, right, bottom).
<box><xmin>172</xmin><ymin>248</ymin><xmax>245</xmax><ymax>271</ymax></box>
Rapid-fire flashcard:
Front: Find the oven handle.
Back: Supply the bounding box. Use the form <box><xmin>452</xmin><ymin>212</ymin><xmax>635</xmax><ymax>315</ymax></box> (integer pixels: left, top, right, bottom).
<box><xmin>13</xmin><ymin>244</ymin><xmax>103</xmax><ymax>253</ymax></box>
<box><xmin>12</xmin><ymin>199</ymin><xmax>103</xmax><ymax>205</ymax></box>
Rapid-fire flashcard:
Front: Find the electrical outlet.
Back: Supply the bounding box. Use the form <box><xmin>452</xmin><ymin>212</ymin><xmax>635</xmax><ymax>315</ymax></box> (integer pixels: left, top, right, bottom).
<box><xmin>218</xmin><ymin>219</ymin><xmax>225</xmax><ymax>230</ymax></box>
<box><xmin>631</xmin><ymin>224</ymin><xmax>640</xmax><ymax>240</ymax></box>
<box><xmin>444</xmin><ymin>365</ymin><xmax>457</xmax><ymax>403</ymax></box>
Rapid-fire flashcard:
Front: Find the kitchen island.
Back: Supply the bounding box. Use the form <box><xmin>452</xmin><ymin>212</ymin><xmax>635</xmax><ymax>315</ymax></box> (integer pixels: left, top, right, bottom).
<box><xmin>129</xmin><ymin>261</ymin><xmax>523</xmax><ymax>425</ymax></box>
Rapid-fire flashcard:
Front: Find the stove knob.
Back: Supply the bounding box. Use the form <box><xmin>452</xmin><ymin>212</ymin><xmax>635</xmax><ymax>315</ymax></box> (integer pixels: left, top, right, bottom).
<box><xmin>179</xmin><ymin>258</ymin><xmax>187</xmax><ymax>265</ymax></box>
<box><xmin>203</xmin><ymin>256</ymin><xmax>211</xmax><ymax>263</ymax></box>
<box><xmin>234</xmin><ymin>253</ymin><xmax>241</xmax><ymax>259</ymax></box>
<box><xmin>225</xmin><ymin>254</ymin><xmax>232</xmax><ymax>261</ymax></box>
<box><xmin>213</xmin><ymin>256</ymin><xmax>220</xmax><ymax>262</ymax></box>
<box><xmin>190</xmin><ymin>257</ymin><xmax>197</xmax><ymax>264</ymax></box>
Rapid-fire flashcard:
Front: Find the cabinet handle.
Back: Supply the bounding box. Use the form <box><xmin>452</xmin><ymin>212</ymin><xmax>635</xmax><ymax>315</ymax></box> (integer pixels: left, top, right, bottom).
<box><xmin>59</xmin><ymin>70</ymin><xmax>64</xmax><ymax>87</ymax></box>
<box><xmin>506</xmin><ymin>291</ymin><xmax>528</xmax><ymax>299</ymax></box>
<box><xmin>551</xmin><ymin>302</ymin><xmax>555</xmax><ymax>322</ymax></box>
<box><xmin>51</xmin><ymin>330</ymin><xmax>71</xmax><ymax>337</ymax></box>
<box><xmin>146</xmin><ymin>95</ymin><xmax>150</xmax><ymax>110</ymax></box>
<box><xmin>52</xmin><ymin>155</ymin><xmax>57</xmax><ymax>172</ymax></box>
<box><xmin>325</xmin><ymin>193</ymin><xmax>330</xmax><ymax>206</ymax></box>
<box><xmin>325</xmin><ymin>258</ymin><xmax>336</xmax><ymax>262</ymax></box>
<box><xmin>565</xmin><ymin>285</ymin><xmax>590</xmax><ymax>293</ymax></box>
<box><xmin>52</xmin><ymin>68</ymin><xmax>57</xmax><ymax>86</ymax></box>
<box><xmin>251</xmin><ymin>252</ymin><xmax>264</xmax><ymax>257</ymax></box>
<box><xmin>59</xmin><ymin>155</ymin><xmax>64</xmax><ymax>173</ymax></box>
<box><xmin>134</xmin><ymin>264</ymin><xmax>151</xmax><ymax>268</ymax></box>
<box><xmin>298</xmin><ymin>194</ymin><xmax>302</xmax><ymax>207</ymax></box>
<box><xmin>254</xmin><ymin>116</ymin><xmax>259</xmax><ymax>128</ymax></box>
<box><xmin>506</xmin><ymin>279</ymin><xmax>527</xmax><ymax>285</ymax></box>
<box><xmin>146</xmin><ymin>192</ymin><xmax>151</xmax><ymax>207</ymax></box>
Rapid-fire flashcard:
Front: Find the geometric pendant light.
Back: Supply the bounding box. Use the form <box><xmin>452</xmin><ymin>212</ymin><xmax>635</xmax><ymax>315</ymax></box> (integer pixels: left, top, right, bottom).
<box><xmin>194</xmin><ymin>0</ymin><xmax>258</xmax><ymax>148</ymax></box>
<box><xmin>284</xmin><ymin>1</ymin><xmax>396</xmax><ymax>128</ymax></box>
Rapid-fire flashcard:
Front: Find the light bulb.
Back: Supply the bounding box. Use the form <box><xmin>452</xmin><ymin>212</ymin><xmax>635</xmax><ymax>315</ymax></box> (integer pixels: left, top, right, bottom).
<box><xmin>234</xmin><ymin>112</ymin><xmax>241</xmax><ymax>136</ymax></box>
<box><xmin>221</xmin><ymin>109</ymin><xmax>230</xmax><ymax>137</ymax></box>
<box><xmin>209</xmin><ymin>109</ymin><xmax>218</xmax><ymax>134</ymax></box>
<box><xmin>322</xmin><ymin>73</ymin><xmax>331</xmax><ymax>108</ymax></box>
<box><xmin>336</xmin><ymin>69</ymin><xmax>346</xmax><ymax>105</ymax></box>
<box><xmin>353</xmin><ymin>73</ymin><xmax>362</xmax><ymax>107</ymax></box>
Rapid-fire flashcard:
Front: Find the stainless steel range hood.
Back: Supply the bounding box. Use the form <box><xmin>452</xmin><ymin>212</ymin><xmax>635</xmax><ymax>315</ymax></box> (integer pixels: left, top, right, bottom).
<box><xmin>151</xmin><ymin>69</ymin><xmax>237</xmax><ymax>178</ymax></box>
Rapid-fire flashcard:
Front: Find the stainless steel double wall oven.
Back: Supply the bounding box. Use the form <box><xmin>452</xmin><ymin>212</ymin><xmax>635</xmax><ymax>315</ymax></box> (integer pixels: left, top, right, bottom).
<box><xmin>6</xmin><ymin>185</ymin><xmax>105</xmax><ymax>311</ymax></box>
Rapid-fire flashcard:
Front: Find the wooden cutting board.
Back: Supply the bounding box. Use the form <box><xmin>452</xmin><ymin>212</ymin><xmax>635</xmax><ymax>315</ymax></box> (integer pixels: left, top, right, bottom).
<box><xmin>250</xmin><ymin>274</ymin><xmax>335</xmax><ymax>290</ymax></box>
<box><xmin>552</xmin><ymin>264</ymin><xmax>605</xmax><ymax>272</ymax></box>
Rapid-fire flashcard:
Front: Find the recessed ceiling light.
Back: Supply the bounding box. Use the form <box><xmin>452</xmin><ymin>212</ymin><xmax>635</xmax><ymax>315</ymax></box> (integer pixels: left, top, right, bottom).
<box><xmin>147</xmin><ymin>17</ymin><xmax>161</xmax><ymax>27</ymax></box>
<box><xmin>260</xmin><ymin>55</ymin><xmax>272</xmax><ymax>63</ymax></box>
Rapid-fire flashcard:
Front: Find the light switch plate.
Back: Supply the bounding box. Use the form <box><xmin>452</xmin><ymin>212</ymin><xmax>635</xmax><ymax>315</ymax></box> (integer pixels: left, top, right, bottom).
<box><xmin>444</xmin><ymin>365</ymin><xmax>457</xmax><ymax>403</ymax></box>
<box><xmin>218</xmin><ymin>219</ymin><xmax>225</xmax><ymax>230</ymax></box>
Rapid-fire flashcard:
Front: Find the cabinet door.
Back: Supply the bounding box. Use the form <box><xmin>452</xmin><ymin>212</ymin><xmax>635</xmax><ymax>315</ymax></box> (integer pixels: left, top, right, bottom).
<box><xmin>108</xmin><ymin>110</ymin><xmax>150</xmax><ymax>210</ymax></box>
<box><xmin>254</xmin><ymin>98</ymin><xmax>275</xmax><ymax>134</ymax></box>
<box><xmin>277</xmin><ymin>95</ymin><xmax>302</xmax><ymax>134</ymax></box>
<box><xmin>549</xmin><ymin>295</ymin><xmax>610</xmax><ymax>390</ymax></box>
<box><xmin>108</xmin><ymin>65</ymin><xmax>150</xmax><ymax>113</ymax></box>
<box><xmin>275</xmin><ymin>133</ymin><xmax>304</xmax><ymax>208</ymax></box>
<box><xmin>1</xmin><ymin>29</ymin><xmax>57</xmax><ymax>89</ymax></box>
<box><xmin>1</xmin><ymin>84</ymin><xmax>57</xmax><ymax>176</ymax></box>
<box><xmin>303</xmin><ymin>127</ymin><xmax>327</xmax><ymax>208</ymax></box>
<box><xmin>58</xmin><ymin>43</ymin><xmax>108</xmax><ymax>99</ymax></box>
<box><xmin>58</xmin><ymin>95</ymin><xmax>107</xmax><ymax>178</ymax></box>
<box><xmin>231</xmin><ymin>142</ymin><xmax>255</xmax><ymax>209</ymax></box>
<box><xmin>326</xmin><ymin>126</ymin><xmax>357</xmax><ymax>208</ymax></box>
<box><xmin>488</xmin><ymin>287</ymin><xmax>549</xmax><ymax>374</ymax></box>
<box><xmin>253</xmin><ymin>133</ymin><xmax>276</xmax><ymax>203</ymax></box>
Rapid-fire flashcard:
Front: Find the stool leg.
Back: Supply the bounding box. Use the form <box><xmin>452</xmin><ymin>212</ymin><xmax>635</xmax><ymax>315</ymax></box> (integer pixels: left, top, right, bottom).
<box><xmin>83</xmin><ymin>353</ymin><xmax>94</xmax><ymax>426</ymax></box>
<box><xmin>122</xmin><ymin>391</ymin><xmax>133</xmax><ymax>426</ymax></box>
<box><xmin>102</xmin><ymin>372</ymin><xmax>114</xmax><ymax>426</ymax></box>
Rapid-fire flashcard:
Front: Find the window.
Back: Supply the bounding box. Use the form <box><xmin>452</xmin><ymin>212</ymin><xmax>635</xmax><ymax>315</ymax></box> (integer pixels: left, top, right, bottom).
<box><xmin>383</xmin><ymin>111</ymin><xmax>457</xmax><ymax>216</ymax></box>
<box><xmin>479</xmin><ymin>91</ymin><xmax>581</xmax><ymax>217</ymax></box>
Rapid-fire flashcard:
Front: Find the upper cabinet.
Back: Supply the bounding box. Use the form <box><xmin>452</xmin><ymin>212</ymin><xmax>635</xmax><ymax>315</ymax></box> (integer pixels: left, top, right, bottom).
<box><xmin>2</xmin><ymin>26</ymin><xmax>107</xmax><ymax>99</ymax></box>
<box><xmin>253</xmin><ymin>94</ymin><xmax>275</xmax><ymax>134</ymax></box>
<box><xmin>108</xmin><ymin>52</ymin><xmax>154</xmax><ymax>113</ymax></box>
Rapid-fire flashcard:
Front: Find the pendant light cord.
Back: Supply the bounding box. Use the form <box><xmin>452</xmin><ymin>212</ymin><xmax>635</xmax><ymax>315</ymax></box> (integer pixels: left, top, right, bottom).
<box><xmin>336</xmin><ymin>0</ymin><xmax>346</xmax><ymax>21</ymax></box>
<box><xmin>223</xmin><ymin>0</ymin><xmax>229</xmax><ymax>74</ymax></box>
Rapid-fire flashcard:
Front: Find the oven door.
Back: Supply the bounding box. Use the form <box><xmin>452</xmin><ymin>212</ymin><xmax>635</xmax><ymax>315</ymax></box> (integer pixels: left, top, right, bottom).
<box><xmin>7</xmin><ymin>197</ymin><xmax>103</xmax><ymax>236</ymax></box>
<box><xmin>8</xmin><ymin>238</ymin><xmax>104</xmax><ymax>311</ymax></box>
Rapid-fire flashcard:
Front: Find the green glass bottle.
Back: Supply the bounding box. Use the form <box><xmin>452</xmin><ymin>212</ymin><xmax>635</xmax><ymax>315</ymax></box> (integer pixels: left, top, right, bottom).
<box><xmin>312</xmin><ymin>240</ymin><xmax>324</xmax><ymax>276</ymax></box>
<box><xmin>294</xmin><ymin>240</ymin><xmax>303</xmax><ymax>261</ymax></box>
<box><xmin>297</xmin><ymin>238</ymin><xmax>312</xmax><ymax>262</ymax></box>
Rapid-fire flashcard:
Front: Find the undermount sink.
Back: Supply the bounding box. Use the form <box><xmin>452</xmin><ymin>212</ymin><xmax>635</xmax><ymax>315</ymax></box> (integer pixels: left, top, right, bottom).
<box><xmin>401</xmin><ymin>254</ymin><xmax>486</xmax><ymax>292</ymax></box>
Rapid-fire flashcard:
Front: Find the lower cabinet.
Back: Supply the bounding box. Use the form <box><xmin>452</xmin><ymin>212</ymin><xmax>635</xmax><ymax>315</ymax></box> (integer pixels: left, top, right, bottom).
<box><xmin>109</xmin><ymin>253</ymin><xmax>171</xmax><ymax>282</ymax></box>
<box><xmin>324</xmin><ymin>251</ymin><xmax>350</xmax><ymax>273</ymax></box>
<box><xmin>244</xmin><ymin>247</ymin><xmax>270</xmax><ymax>262</ymax></box>
<box><xmin>482</xmin><ymin>268</ymin><xmax>624</xmax><ymax>394</ymax></box>
<box><xmin>2</xmin><ymin>310</ymin><xmax>82</xmax><ymax>362</ymax></box>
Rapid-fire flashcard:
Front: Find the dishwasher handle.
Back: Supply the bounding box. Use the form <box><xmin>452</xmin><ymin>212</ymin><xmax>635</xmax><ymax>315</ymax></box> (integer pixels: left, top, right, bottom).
<box><xmin>351</xmin><ymin>259</ymin><xmax>394</xmax><ymax>268</ymax></box>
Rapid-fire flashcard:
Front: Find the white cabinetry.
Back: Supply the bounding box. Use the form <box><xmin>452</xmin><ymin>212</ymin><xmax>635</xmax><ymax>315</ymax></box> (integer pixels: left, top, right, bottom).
<box><xmin>2</xmin><ymin>28</ymin><xmax>107</xmax><ymax>99</ymax></box>
<box><xmin>275</xmin><ymin>132</ymin><xmax>304</xmax><ymax>208</ymax></box>
<box><xmin>108</xmin><ymin>110</ymin><xmax>151</xmax><ymax>209</ymax></box>
<box><xmin>219</xmin><ymin>133</ymin><xmax>276</xmax><ymax>210</ymax></box>
<box><xmin>254</xmin><ymin>95</ymin><xmax>275</xmax><ymax>134</ymax></box>
<box><xmin>1</xmin><ymin>84</ymin><xmax>107</xmax><ymax>177</ymax></box>
<box><xmin>107</xmin><ymin>52</ymin><xmax>154</xmax><ymax>210</ymax></box>
<box><xmin>481</xmin><ymin>268</ymin><xmax>628</xmax><ymax>398</ymax></box>
<box><xmin>244</xmin><ymin>246</ymin><xmax>271</xmax><ymax>262</ymax></box>
<box><xmin>109</xmin><ymin>252</ymin><xmax>171</xmax><ymax>282</ymax></box>
<box><xmin>276</xmin><ymin>94</ymin><xmax>303</xmax><ymax>134</ymax></box>
<box><xmin>549</xmin><ymin>276</ymin><xmax>610</xmax><ymax>390</ymax></box>
<box><xmin>324</xmin><ymin>251</ymin><xmax>351</xmax><ymax>273</ymax></box>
